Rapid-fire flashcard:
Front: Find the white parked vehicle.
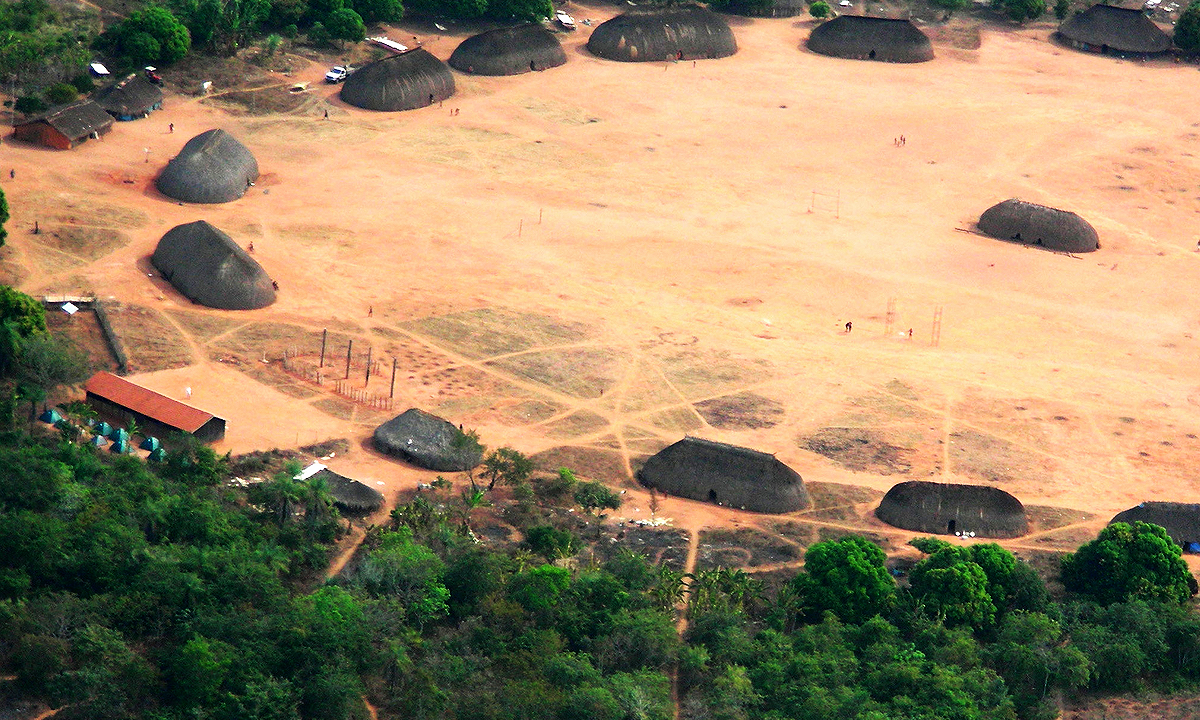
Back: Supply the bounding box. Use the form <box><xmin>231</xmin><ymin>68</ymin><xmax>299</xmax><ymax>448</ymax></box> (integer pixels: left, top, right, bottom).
<box><xmin>556</xmin><ymin>10</ymin><xmax>577</xmax><ymax>30</ymax></box>
<box><xmin>324</xmin><ymin>66</ymin><xmax>353</xmax><ymax>83</ymax></box>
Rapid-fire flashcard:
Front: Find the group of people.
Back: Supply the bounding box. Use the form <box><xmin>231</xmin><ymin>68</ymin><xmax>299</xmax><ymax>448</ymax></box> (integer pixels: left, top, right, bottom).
<box><xmin>893</xmin><ymin>135</ymin><xmax>907</xmax><ymax>147</ymax></box>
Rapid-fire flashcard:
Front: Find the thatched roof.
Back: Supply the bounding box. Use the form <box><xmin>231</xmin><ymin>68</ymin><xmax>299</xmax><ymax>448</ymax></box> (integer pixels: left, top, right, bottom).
<box><xmin>876</xmin><ymin>481</ymin><xmax>1028</xmax><ymax>538</ymax></box>
<box><xmin>637</xmin><ymin>436</ymin><xmax>809</xmax><ymax>513</ymax></box>
<box><xmin>587</xmin><ymin>5</ymin><xmax>738</xmax><ymax>62</ymax></box>
<box><xmin>17</xmin><ymin>100</ymin><xmax>114</xmax><ymax>142</ymax></box>
<box><xmin>1111</xmin><ymin>502</ymin><xmax>1200</xmax><ymax>547</ymax></box>
<box><xmin>340</xmin><ymin>49</ymin><xmax>455</xmax><ymax>111</ymax></box>
<box><xmin>807</xmin><ymin>16</ymin><xmax>934</xmax><ymax>62</ymax></box>
<box><xmin>1058</xmin><ymin>4</ymin><xmax>1171</xmax><ymax>55</ymax></box>
<box><xmin>93</xmin><ymin>73</ymin><xmax>163</xmax><ymax>119</ymax></box>
<box><xmin>151</xmin><ymin>221</ymin><xmax>276</xmax><ymax>310</ymax></box>
<box><xmin>720</xmin><ymin>0</ymin><xmax>807</xmax><ymax>18</ymax></box>
<box><xmin>373</xmin><ymin>408</ymin><xmax>483</xmax><ymax>471</ymax></box>
<box><xmin>449</xmin><ymin>24</ymin><xmax>567</xmax><ymax>75</ymax></box>
<box><xmin>313</xmin><ymin>468</ymin><xmax>385</xmax><ymax>514</ymax></box>
<box><xmin>156</xmin><ymin>129</ymin><xmax>259</xmax><ymax>204</ymax></box>
<box><xmin>977</xmin><ymin>199</ymin><xmax>1099</xmax><ymax>253</ymax></box>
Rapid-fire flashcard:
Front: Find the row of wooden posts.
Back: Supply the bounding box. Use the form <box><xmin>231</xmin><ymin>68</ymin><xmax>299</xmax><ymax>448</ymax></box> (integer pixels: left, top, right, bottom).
<box><xmin>281</xmin><ymin>329</ymin><xmax>400</xmax><ymax>407</ymax></box>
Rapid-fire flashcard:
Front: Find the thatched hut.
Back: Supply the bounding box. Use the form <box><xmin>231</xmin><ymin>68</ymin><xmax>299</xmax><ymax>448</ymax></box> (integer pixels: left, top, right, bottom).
<box><xmin>1111</xmin><ymin>503</ymin><xmax>1200</xmax><ymax>550</ymax></box>
<box><xmin>151</xmin><ymin>221</ymin><xmax>276</xmax><ymax>310</ymax></box>
<box><xmin>93</xmin><ymin>73</ymin><xmax>163</xmax><ymax>120</ymax></box>
<box><xmin>719</xmin><ymin>0</ymin><xmax>807</xmax><ymax>18</ymax></box>
<box><xmin>313</xmin><ymin>468</ymin><xmax>385</xmax><ymax>514</ymax></box>
<box><xmin>340</xmin><ymin>49</ymin><xmax>455</xmax><ymax>111</ymax></box>
<box><xmin>1057</xmin><ymin>4</ymin><xmax>1171</xmax><ymax>56</ymax></box>
<box><xmin>587</xmin><ymin>5</ymin><xmax>738</xmax><ymax>62</ymax></box>
<box><xmin>637</xmin><ymin>436</ymin><xmax>809</xmax><ymax>513</ymax></box>
<box><xmin>807</xmin><ymin>15</ymin><xmax>934</xmax><ymax>62</ymax></box>
<box><xmin>449</xmin><ymin>24</ymin><xmax>567</xmax><ymax>75</ymax></box>
<box><xmin>373</xmin><ymin>408</ymin><xmax>483</xmax><ymax>471</ymax></box>
<box><xmin>12</xmin><ymin>100</ymin><xmax>113</xmax><ymax>149</ymax></box>
<box><xmin>156</xmin><ymin>129</ymin><xmax>259</xmax><ymax>204</ymax></box>
<box><xmin>977</xmin><ymin>199</ymin><xmax>1099</xmax><ymax>253</ymax></box>
<box><xmin>876</xmin><ymin>481</ymin><xmax>1028</xmax><ymax>538</ymax></box>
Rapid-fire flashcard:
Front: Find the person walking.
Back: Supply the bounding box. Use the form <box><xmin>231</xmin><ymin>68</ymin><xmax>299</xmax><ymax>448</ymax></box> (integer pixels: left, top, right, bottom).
<box><xmin>169</xmin><ymin>122</ymin><xmax>174</xmax><ymax>133</ymax></box>
<box><xmin>845</xmin><ymin>321</ymin><xmax>852</xmax><ymax>333</ymax></box>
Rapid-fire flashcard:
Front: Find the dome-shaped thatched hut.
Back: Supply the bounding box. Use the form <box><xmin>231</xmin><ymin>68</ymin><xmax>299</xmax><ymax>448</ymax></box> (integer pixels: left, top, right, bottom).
<box><xmin>876</xmin><ymin>481</ymin><xmax>1028</xmax><ymax>538</ymax></box>
<box><xmin>156</xmin><ymin>129</ymin><xmax>259</xmax><ymax>204</ymax></box>
<box><xmin>151</xmin><ymin>221</ymin><xmax>276</xmax><ymax>310</ymax></box>
<box><xmin>587</xmin><ymin>5</ymin><xmax>738</xmax><ymax>62</ymax></box>
<box><xmin>93</xmin><ymin>73</ymin><xmax>163</xmax><ymax>121</ymax></box>
<box><xmin>977</xmin><ymin>199</ymin><xmax>1099</xmax><ymax>253</ymax></box>
<box><xmin>373</xmin><ymin>408</ymin><xmax>483</xmax><ymax>471</ymax></box>
<box><xmin>340</xmin><ymin>49</ymin><xmax>455</xmax><ymax>111</ymax></box>
<box><xmin>1111</xmin><ymin>502</ymin><xmax>1200</xmax><ymax>550</ymax></box>
<box><xmin>719</xmin><ymin>0</ymin><xmax>806</xmax><ymax>18</ymax></box>
<box><xmin>637</xmin><ymin>436</ymin><xmax>809</xmax><ymax>513</ymax></box>
<box><xmin>449</xmin><ymin>24</ymin><xmax>567</xmax><ymax>75</ymax></box>
<box><xmin>807</xmin><ymin>15</ymin><xmax>934</xmax><ymax>62</ymax></box>
<box><xmin>313</xmin><ymin>468</ymin><xmax>385</xmax><ymax>514</ymax></box>
<box><xmin>1057</xmin><ymin>4</ymin><xmax>1171</xmax><ymax>56</ymax></box>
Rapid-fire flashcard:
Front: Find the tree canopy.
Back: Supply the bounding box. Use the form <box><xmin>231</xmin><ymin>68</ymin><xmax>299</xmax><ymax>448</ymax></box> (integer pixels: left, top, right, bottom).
<box><xmin>1061</xmin><ymin>521</ymin><xmax>1197</xmax><ymax>605</ymax></box>
<box><xmin>1177</xmin><ymin>1</ymin><xmax>1200</xmax><ymax>51</ymax></box>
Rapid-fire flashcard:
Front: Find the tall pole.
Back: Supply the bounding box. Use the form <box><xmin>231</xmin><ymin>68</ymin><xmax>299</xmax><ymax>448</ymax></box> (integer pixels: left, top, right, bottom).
<box><xmin>365</xmin><ymin>346</ymin><xmax>373</xmax><ymax>385</ymax></box>
<box><xmin>345</xmin><ymin>339</ymin><xmax>352</xmax><ymax>379</ymax></box>
<box><xmin>390</xmin><ymin>358</ymin><xmax>397</xmax><ymax>398</ymax></box>
<box><xmin>319</xmin><ymin>328</ymin><xmax>327</xmax><ymax>368</ymax></box>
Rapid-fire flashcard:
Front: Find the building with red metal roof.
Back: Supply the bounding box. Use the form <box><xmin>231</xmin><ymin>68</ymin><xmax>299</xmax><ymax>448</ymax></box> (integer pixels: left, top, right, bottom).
<box><xmin>85</xmin><ymin>372</ymin><xmax>226</xmax><ymax>443</ymax></box>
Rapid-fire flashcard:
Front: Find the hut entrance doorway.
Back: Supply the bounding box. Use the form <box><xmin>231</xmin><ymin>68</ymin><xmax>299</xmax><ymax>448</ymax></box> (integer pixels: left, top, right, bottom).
<box><xmin>709</xmin><ymin>489</ymin><xmax>718</xmax><ymax>503</ymax></box>
<box><xmin>947</xmin><ymin>519</ymin><xmax>956</xmax><ymax>534</ymax></box>
<box><xmin>869</xmin><ymin>49</ymin><xmax>876</xmax><ymax>59</ymax></box>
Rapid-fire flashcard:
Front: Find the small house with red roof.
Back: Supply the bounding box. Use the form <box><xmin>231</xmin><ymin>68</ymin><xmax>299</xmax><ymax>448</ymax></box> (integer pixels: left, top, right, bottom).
<box><xmin>85</xmin><ymin>372</ymin><xmax>226</xmax><ymax>443</ymax></box>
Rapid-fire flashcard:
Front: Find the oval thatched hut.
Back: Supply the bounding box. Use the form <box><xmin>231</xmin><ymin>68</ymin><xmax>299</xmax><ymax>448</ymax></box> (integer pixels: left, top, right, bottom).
<box><xmin>876</xmin><ymin>481</ymin><xmax>1028</xmax><ymax>538</ymax></box>
<box><xmin>1111</xmin><ymin>502</ymin><xmax>1200</xmax><ymax>550</ymax></box>
<box><xmin>637</xmin><ymin>436</ymin><xmax>809</xmax><ymax>513</ymax></box>
<box><xmin>587</xmin><ymin>5</ymin><xmax>738</xmax><ymax>62</ymax></box>
<box><xmin>719</xmin><ymin>0</ymin><xmax>807</xmax><ymax>18</ymax></box>
<box><xmin>340</xmin><ymin>49</ymin><xmax>455</xmax><ymax>111</ymax></box>
<box><xmin>151</xmin><ymin>221</ymin><xmax>276</xmax><ymax>310</ymax></box>
<box><xmin>1057</xmin><ymin>4</ymin><xmax>1171</xmax><ymax>56</ymax></box>
<box><xmin>373</xmin><ymin>408</ymin><xmax>483</xmax><ymax>471</ymax></box>
<box><xmin>93</xmin><ymin>73</ymin><xmax>163</xmax><ymax>121</ymax></box>
<box><xmin>449</xmin><ymin>24</ymin><xmax>567</xmax><ymax>75</ymax></box>
<box><xmin>313</xmin><ymin>468</ymin><xmax>385</xmax><ymax>514</ymax></box>
<box><xmin>977</xmin><ymin>199</ymin><xmax>1099</xmax><ymax>253</ymax></box>
<box><xmin>156</xmin><ymin>129</ymin><xmax>259</xmax><ymax>204</ymax></box>
<box><xmin>807</xmin><ymin>15</ymin><xmax>934</xmax><ymax>62</ymax></box>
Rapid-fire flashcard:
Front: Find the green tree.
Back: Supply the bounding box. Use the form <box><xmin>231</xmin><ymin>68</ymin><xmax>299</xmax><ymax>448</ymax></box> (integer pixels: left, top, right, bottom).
<box><xmin>350</xmin><ymin>0</ymin><xmax>403</xmax><ymax>22</ymax></box>
<box><xmin>930</xmin><ymin>0</ymin><xmax>969</xmax><ymax>19</ymax></box>
<box><xmin>0</xmin><ymin>188</ymin><xmax>8</xmax><ymax>249</ymax></box>
<box><xmin>109</xmin><ymin>6</ymin><xmax>192</xmax><ymax>65</ymax></box>
<box><xmin>508</xmin><ymin>563</ymin><xmax>570</xmax><ymax>615</ymax></box>
<box><xmin>909</xmin><ymin>545</ymin><xmax>997</xmax><ymax>629</ymax></box>
<box><xmin>574</xmin><ymin>481</ymin><xmax>621</xmax><ymax>514</ymax></box>
<box><xmin>324</xmin><ymin>7</ymin><xmax>364</xmax><ymax>45</ymax></box>
<box><xmin>358</xmin><ymin>529</ymin><xmax>449</xmax><ymax>626</ymax></box>
<box><xmin>1061</xmin><ymin>521</ymin><xmax>1197</xmax><ymax>605</ymax></box>
<box><xmin>793</xmin><ymin>535</ymin><xmax>895</xmax><ymax>624</ymax></box>
<box><xmin>524</xmin><ymin>524</ymin><xmax>578</xmax><ymax>561</ymax></box>
<box><xmin>993</xmin><ymin>0</ymin><xmax>1045</xmax><ymax>22</ymax></box>
<box><xmin>485</xmin><ymin>0</ymin><xmax>552</xmax><ymax>22</ymax></box>
<box><xmin>405</xmin><ymin>0</ymin><xmax>485</xmax><ymax>20</ymax></box>
<box><xmin>809</xmin><ymin>0</ymin><xmax>831</xmax><ymax>18</ymax></box>
<box><xmin>1054</xmin><ymin>0</ymin><xmax>1070</xmax><ymax>19</ymax></box>
<box><xmin>11</xmin><ymin>333</ymin><xmax>90</xmax><ymax>421</ymax></box>
<box><xmin>482</xmin><ymin>446</ymin><xmax>534</xmax><ymax>491</ymax></box>
<box><xmin>0</xmin><ymin>286</ymin><xmax>47</xmax><ymax>339</ymax></box>
<box><xmin>984</xmin><ymin>612</ymin><xmax>1089</xmax><ymax>718</ymax></box>
<box><xmin>169</xmin><ymin>636</ymin><xmax>234</xmax><ymax>707</ymax></box>
<box><xmin>44</xmin><ymin>81</ymin><xmax>76</xmax><ymax>105</ymax></box>
<box><xmin>1177</xmin><ymin>1</ymin><xmax>1200</xmax><ymax>51</ymax></box>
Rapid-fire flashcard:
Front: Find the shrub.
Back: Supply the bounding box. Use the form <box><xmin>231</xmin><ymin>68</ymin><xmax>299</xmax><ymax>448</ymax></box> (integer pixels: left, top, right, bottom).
<box><xmin>13</xmin><ymin>95</ymin><xmax>46</xmax><ymax>114</ymax></box>
<box><xmin>809</xmin><ymin>0</ymin><xmax>830</xmax><ymax>18</ymax></box>
<box><xmin>44</xmin><ymin>82</ymin><xmax>77</xmax><ymax>105</ymax></box>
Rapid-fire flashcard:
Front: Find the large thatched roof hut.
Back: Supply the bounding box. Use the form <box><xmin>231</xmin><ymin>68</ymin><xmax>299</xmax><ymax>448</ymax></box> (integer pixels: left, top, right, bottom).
<box><xmin>93</xmin><ymin>73</ymin><xmax>163</xmax><ymax>120</ymax></box>
<box><xmin>373</xmin><ymin>408</ymin><xmax>483</xmax><ymax>471</ymax></box>
<box><xmin>720</xmin><ymin>0</ymin><xmax>807</xmax><ymax>18</ymax></box>
<box><xmin>1111</xmin><ymin>503</ymin><xmax>1200</xmax><ymax>550</ymax></box>
<box><xmin>151</xmin><ymin>221</ymin><xmax>276</xmax><ymax>310</ymax></box>
<box><xmin>449</xmin><ymin>24</ymin><xmax>567</xmax><ymax>75</ymax></box>
<box><xmin>876</xmin><ymin>481</ymin><xmax>1028</xmax><ymax>538</ymax></box>
<box><xmin>587</xmin><ymin>5</ymin><xmax>738</xmax><ymax>62</ymax></box>
<box><xmin>156</xmin><ymin>129</ymin><xmax>259</xmax><ymax>204</ymax></box>
<box><xmin>340</xmin><ymin>49</ymin><xmax>455</xmax><ymax>111</ymax></box>
<box><xmin>807</xmin><ymin>16</ymin><xmax>934</xmax><ymax>62</ymax></box>
<box><xmin>314</xmin><ymin>468</ymin><xmax>385</xmax><ymax>514</ymax></box>
<box><xmin>637</xmin><ymin>436</ymin><xmax>809</xmax><ymax>513</ymax></box>
<box><xmin>1057</xmin><ymin>4</ymin><xmax>1171</xmax><ymax>56</ymax></box>
<box><xmin>977</xmin><ymin>199</ymin><xmax>1099</xmax><ymax>253</ymax></box>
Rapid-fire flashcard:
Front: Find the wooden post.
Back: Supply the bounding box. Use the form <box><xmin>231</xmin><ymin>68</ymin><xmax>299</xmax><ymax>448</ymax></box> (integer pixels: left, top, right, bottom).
<box><xmin>319</xmin><ymin>329</ymin><xmax>327</xmax><ymax>368</ymax></box>
<box><xmin>345</xmin><ymin>339</ymin><xmax>352</xmax><ymax>379</ymax></box>
<box><xmin>518</xmin><ymin>219</ymin><xmax>523</xmax><ymax>237</ymax></box>
<box><xmin>365</xmin><ymin>346</ymin><xmax>373</xmax><ymax>385</ymax></box>
<box><xmin>390</xmin><ymin>358</ymin><xmax>397</xmax><ymax>398</ymax></box>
